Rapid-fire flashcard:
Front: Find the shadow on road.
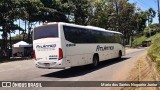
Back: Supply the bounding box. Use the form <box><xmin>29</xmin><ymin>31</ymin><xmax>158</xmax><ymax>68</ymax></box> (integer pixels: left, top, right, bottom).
<box><xmin>42</xmin><ymin>57</ymin><xmax>130</xmax><ymax>78</ymax></box>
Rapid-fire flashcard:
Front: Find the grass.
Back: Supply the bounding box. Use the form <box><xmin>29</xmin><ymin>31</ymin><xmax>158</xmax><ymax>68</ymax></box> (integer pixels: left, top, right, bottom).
<box><xmin>148</xmin><ymin>36</ymin><xmax>160</xmax><ymax>79</ymax></box>
<box><xmin>132</xmin><ymin>36</ymin><xmax>147</xmax><ymax>48</ymax></box>
<box><xmin>148</xmin><ymin>38</ymin><xmax>160</xmax><ymax>62</ymax></box>
<box><xmin>121</xmin><ymin>53</ymin><xmax>157</xmax><ymax>90</ymax></box>
<box><xmin>132</xmin><ymin>33</ymin><xmax>160</xmax><ymax>48</ymax></box>
<box><xmin>147</xmin><ymin>33</ymin><xmax>160</xmax><ymax>42</ymax></box>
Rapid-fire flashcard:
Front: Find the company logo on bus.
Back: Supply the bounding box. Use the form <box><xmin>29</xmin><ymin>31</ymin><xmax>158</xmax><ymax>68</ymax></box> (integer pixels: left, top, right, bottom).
<box><xmin>96</xmin><ymin>45</ymin><xmax>114</xmax><ymax>51</ymax></box>
<box><xmin>36</xmin><ymin>44</ymin><xmax>56</xmax><ymax>51</ymax></box>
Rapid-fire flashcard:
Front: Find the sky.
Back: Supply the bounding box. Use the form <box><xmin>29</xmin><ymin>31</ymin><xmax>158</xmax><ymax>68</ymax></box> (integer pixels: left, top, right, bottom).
<box><xmin>0</xmin><ymin>0</ymin><xmax>159</xmax><ymax>39</ymax></box>
<box><xmin>129</xmin><ymin>0</ymin><xmax>159</xmax><ymax>23</ymax></box>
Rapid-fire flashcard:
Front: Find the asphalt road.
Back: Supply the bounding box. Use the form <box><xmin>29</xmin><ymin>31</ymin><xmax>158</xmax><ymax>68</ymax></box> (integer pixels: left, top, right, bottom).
<box><xmin>0</xmin><ymin>48</ymin><xmax>148</xmax><ymax>90</ymax></box>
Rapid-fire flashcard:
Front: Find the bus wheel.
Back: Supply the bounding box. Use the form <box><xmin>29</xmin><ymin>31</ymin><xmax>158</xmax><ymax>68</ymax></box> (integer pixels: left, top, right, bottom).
<box><xmin>118</xmin><ymin>51</ymin><xmax>122</xmax><ymax>59</ymax></box>
<box><xmin>92</xmin><ymin>55</ymin><xmax>99</xmax><ymax>67</ymax></box>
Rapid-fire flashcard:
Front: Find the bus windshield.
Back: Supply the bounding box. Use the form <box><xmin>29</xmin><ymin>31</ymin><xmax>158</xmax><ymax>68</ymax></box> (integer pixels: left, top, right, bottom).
<box><xmin>34</xmin><ymin>24</ymin><xmax>58</xmax><ymax>40</ymax></box>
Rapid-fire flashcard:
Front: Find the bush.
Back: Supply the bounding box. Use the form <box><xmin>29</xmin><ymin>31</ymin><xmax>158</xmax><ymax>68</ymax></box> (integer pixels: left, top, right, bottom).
<box><xmin>132</xmin><ymin>36</ymin><xmax>147</xmax><ymax>48</ymax></box>
<box><xmin>148</xmin><ymin>37</ymin><xmax>160</xmax><ymax>62</ymax></box>
<box><xmin>147</xmin><ymin>33</ymin><xmax>160</xmax><ymax>41</ymax></box>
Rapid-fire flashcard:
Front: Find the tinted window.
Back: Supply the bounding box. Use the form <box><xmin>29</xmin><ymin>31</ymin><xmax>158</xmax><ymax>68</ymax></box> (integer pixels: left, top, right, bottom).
<box><xmin>63</xmin><ymin>25</ymin><xmax>122</xmax><ymax>44</ymax></box>
<box><xmin>34</xmin><ymin>24</ymin><xmax>58</xmax><ymax>40</ymax></box>
<box><xmin>114</xmin><ymin>33</ymin><xmax>122</xmax><ymax>44</ymax></box>
<box><xmin>63</xmin><ymin>26</ymin><xmax>91</xmax><ymax>43</ymax></box>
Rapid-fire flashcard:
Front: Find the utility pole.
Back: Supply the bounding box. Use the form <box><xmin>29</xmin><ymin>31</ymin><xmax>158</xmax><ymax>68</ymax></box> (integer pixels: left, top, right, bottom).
<box><xmin>147</xmin><ymin>13</ymin><xmax>152</xmax><ymax>37</ymax></box>
<box><xmin>157</xmin><ymin>0</ymin><xmax>160</xmax><ymax>24</ymax></box>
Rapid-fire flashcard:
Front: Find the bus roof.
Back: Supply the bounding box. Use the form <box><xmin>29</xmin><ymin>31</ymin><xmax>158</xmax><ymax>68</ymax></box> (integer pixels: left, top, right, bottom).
<box><xmin>38</xmin><ymin>22</ymin><xmax>123</xmax><ymax>35</ymax></box>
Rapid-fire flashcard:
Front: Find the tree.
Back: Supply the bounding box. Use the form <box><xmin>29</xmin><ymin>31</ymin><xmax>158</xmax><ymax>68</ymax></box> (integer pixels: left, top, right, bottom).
<box><xmin>88</xmin><ymin>0</ymin><xmax>149</xmax><ymax>45</ymax></box>
<box><xmin>144</xmin><ymin>23</ymin><xmax>160</xmax><ymax>37</ymax></box>
<box><xmin>40</xmin><ymin>0</ymin><xmax>68</xmax><ymax>22</ymax></box>
<box><xmin>65</xmin><ymin>0</ymin><xmax>92</xmax><ymax>25</ymax></box>
<box><xmin>0</xmin><ymin>0</ymin><xmax>153</xmax><ymax>53</ymax></box>
<box><xmin>89</xmin><ymin>0</ymin><xmax>112</xmax><ymax>29</ymax></box>
<box><xmin>20</xmin><ymin>0</ymin><xmax>71</xmax><ymax>42</ymax></box>
<box><xmin>147</xmin><ymin>8</ymin><xmax>156</xmax><ymax>24</ymax></box>
<box><xmin>146</xmin><ymin>8</ymin><xmax>156</xmax><ymax>37</ymax></box>
<box><xmin>89</xmin><ymin>0</ymin><xmax>136</xmax><ymax>44</ymax></box>
<box><xmin>0</xmin><ymin>0</ymin><xmax>23</xmax><ymax>52</ymax></box>
<box><xmin>19</xmin><ymin>0</ymin><xmax>44</xmax><ymax>42</ymax></box>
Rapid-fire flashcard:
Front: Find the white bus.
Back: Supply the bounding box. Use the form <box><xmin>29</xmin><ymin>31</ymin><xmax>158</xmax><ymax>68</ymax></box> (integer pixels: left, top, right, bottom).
<box><xmin>33</xmin><ymin>22</ymin><xmax>125</xmax><ymax>69</ymax></box>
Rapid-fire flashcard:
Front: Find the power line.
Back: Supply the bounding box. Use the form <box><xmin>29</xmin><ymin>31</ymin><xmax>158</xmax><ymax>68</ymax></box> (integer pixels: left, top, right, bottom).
<box><xmin>154</xmin><ymin>0</ymin><xmax>157</xmax><ymax>4</ymax></box>
<box><xmin>132</xmin><ymin>0</ymin><xmax>149</xmax><ymax>8</ymax></box>
<box><xmin>132</xmin><ymin>0</ymin><xmax>150</xmax><ymax>10</ymax></box>
<box><xmin>142</xmin><ymin>0</ymin><xmax>154</xmax><ymax>7</ymax></box>
<box><xmin>132</xmin><ymin>0</ymin><xmax>159</xmax><ymax>23</ymax></box>
<box><xmin>137</xmin><ymin>0</ymin><xmax>154</xmax><ymax>9</ymax></box>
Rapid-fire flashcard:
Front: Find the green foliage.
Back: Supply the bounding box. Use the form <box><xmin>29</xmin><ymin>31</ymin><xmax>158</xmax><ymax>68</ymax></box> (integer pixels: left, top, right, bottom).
<box><xmin>132</xmin><ymin>36</ymin><xmax>147</xmax><ymax>47</ymax></box>
<box><xmin>89</xmin><ymin>0</ymin><xmax>111</xmax><ymax>29</ymax></box>
<box><xmin>148</xmin><ymin>33</ymin><xmax>160</xmax><ymax>75</ymax></box>
<box><xmin>67</xmin><ymin>0</ymin><xmax>92</xmax><ymax>25</ymax></box>
<box><xmin>0</xmin><ymin>0</ymin><xmax>23</xmax><ymax>49</ymax></box>
<box><xmin>40</xmin><ymin>0</ymin><xmax>68</xmax><ymax>22</ymax></box>
<box><xmin>0</xmin><ymin>0</ymin><xmax>157</xmax><ymax>51</ymax></box>
<box><xmin>19</xmin><ymin>0</ymin><xmax>44</xmax><ymax>21</ymax></box>
<box><xmin>88</xmin><ymin>0</ymin><xmax>148</xmax><ymax>45</ymax></box>
<box><xmin>134</xmin><ymin>11</ymin><xmax>147</xmax><ymax>34</ymax></box>
<box><xmin>147</xmin><ymin>8</ymin><xmax>156</xmax><ymax>24</ymax></box>
<box><xmin>11</xmin><ymin>34</ymin><xmax>28</xmax><ymax>40</ymax></box>
<box><xmin>148</xmin><ymin>37</ymin><xmax>160</xmax><ymax>62</ymax></box>
<box><xmin>144</xmin><ymin>24</ymin><xmax>160</xmax><ymax>37</ymax></box>
<box><xmin>147</xmin><ymin>33</ymin><xmax>160</xmax><ymax>41</ymax></box>
<box><xmin>132</xmin><ymin>32</ymin><xmax>160</xmax><ymax>48</ymax></box>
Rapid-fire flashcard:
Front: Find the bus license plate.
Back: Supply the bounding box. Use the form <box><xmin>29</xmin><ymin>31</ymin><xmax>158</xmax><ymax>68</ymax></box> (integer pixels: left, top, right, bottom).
<box><xmin>44</xmin><ymin>63</ymin><xmax>50</xmax><ymax>67</ymax></box>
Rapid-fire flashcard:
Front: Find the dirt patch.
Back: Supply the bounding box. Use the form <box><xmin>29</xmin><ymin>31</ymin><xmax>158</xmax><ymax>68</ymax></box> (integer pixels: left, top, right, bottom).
<box><xmin>121</xmin><ymin>53</ymin><xmax>158</xmax><ymax>90</ymax></box>
<box><xmin>125</xmin><ymin>47</ymin><xmax>134</xmax><ymax>50</ymax></box>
